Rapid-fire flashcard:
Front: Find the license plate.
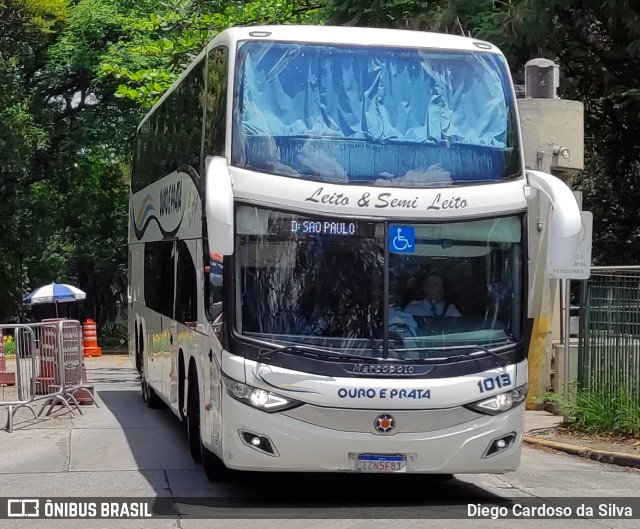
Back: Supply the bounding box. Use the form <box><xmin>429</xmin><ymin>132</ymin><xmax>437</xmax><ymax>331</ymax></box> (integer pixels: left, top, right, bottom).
<box><xmin>355</xmin><ymin>454</ymin><xmax>407</xmax><ymax>472</ymax></box>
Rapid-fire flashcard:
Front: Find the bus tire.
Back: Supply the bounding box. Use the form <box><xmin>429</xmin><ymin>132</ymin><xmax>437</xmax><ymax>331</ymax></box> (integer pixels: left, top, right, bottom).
<box><xmin>134</xmin><ymin>325</ymin><xmax>142</xmax><ymax>374</ymax></box>
<box><xmin>141</xmin><ymin>366</ymin><xmax>163</xmax><ymax>409</ymax></box>
<box><xmin>136</xmin><ymin>323</ymin><xmax>145</xmax><ymax>375</ymax></box>
<box><xmin>178</xmin><ymin>351</ymin><xmax>186</xmax><ymax>422</ymax></box>
<box><xmin>202</xmin><ymin>444</ymin><xmax>233</xmax><ymax>482</ymax></box>
<box><xmin>187</xmin><ymin>369</ymin><xmax>203</xmax><ymax>463</ymax></box>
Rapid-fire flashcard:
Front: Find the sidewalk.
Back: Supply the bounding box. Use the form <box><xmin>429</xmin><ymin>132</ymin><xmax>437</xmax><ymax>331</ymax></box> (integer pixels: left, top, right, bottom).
<box><xmin>524</xmin><ymin>410</ymin><xmax>640</xmax><ymax>469</ymax></box>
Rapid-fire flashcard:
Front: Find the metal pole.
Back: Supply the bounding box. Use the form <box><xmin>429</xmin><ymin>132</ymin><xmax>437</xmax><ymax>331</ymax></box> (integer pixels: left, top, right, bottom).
<box><xmin>18</xmin><ymin>248</ymin><xmax>23</xmax><ymax>322</ymax></box>
<box><xmin>563</xmin><ymin>278</ymin><xmax>571</xmax><ymax>401</ymax></box>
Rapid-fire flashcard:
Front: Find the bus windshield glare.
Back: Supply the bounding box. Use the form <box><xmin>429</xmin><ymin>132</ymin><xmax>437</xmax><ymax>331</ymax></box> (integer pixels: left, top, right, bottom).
<box><xmin>232</xmin><ymin>41</ymin><xmax>520</xmax><ymax>186</ymax></box>
<box><xmin>236</xmin><ymin>206</ymin><xmax>523</xmax><ymax>360</ymax></box>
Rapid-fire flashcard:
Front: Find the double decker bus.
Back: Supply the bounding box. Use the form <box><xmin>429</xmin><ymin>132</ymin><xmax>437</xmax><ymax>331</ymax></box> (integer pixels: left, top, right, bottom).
<box><xmin>129</xmin><ymin>25</ymin><xmax>581</xmax><ymax>479</ymax></box>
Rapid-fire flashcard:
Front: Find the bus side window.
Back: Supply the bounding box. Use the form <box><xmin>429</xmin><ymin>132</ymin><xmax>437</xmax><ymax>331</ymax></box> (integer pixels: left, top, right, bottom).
<box><xmin>144</xmin><ymin>241</ymin><xmax>175</xmax><ymax>318</ymax></box>
<box><xmin>207</xmin><ymin>254</ymin><xmax>224</xmax><ymax>321</ymax></box>
<box><xmin>175</xmin><ymin>241</ymin><xmax>197</xmax><ymax>324</ymax></box>
<box><xmin>205</xmin><ymin>47</ymin><xmax>228</xmax><ymax>158</ymax></box>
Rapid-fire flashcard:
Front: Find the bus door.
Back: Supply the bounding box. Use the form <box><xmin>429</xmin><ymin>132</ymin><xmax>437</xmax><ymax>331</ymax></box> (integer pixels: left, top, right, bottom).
<box><xmin>142</xmin><ymin>240</ymin><xmax>175</xmax><ymax>394</ymax></box>
<box><xmin>205</xmin><ymin>251</ymin><xmax>224</xmax><ymax>449</ymax></box>
<box><xmin>174</xmin><ymin>239</ymin><xmax>201</xmax><ymax>412</ymax></box>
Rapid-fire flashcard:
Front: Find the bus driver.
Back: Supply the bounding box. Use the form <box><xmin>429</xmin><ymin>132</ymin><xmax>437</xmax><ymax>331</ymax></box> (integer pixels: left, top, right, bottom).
<box><xmin>404</xmin><ymin>274</ymin><xmax>461</xmax><ymax>318</ymax></box>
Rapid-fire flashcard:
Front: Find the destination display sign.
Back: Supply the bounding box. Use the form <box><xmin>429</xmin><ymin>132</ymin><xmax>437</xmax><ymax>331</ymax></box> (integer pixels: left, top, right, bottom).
<box><xmin>291</xmin><ymin>220</ymin><xmax>358</xmax><ymax>236</ymax></box>
<box><xmin>268</xmin><ymin>216</ymin><xmax>377</xmax><ymax>238</ymax></box>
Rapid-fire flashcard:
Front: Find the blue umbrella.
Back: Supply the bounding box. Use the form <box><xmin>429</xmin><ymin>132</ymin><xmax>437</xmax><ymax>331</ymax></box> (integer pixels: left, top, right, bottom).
<box><xmin>24</xmin><ymin>283</ymin><xmax>86</xmax><ymax>317</ymax></box>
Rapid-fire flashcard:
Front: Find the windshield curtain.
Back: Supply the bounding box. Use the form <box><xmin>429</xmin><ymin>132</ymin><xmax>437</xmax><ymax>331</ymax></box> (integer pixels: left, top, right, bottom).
<box><xmin>232</xmin><ymin>41</ymin><xmax>520</xmax><ymax>186</ymax></box>
<box><xmin>235</xmin><ymin>206</ymin><xmax>523</xmax><ymax>361</ymax></box>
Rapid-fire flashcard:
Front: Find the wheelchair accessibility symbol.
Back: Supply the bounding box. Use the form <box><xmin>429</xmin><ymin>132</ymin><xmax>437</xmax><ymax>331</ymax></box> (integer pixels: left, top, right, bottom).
<box><xmin>390</xmin><ymin>226</ymin><xmax>415</xmax><ymax>254</ymax></box>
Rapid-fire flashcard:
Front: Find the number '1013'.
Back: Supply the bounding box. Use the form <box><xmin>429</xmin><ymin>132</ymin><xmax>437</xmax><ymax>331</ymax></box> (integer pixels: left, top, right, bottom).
<box><xmin>478</xmin><ymin>373</ymin><xmax>512</xmax><ymax>393</ymax></box>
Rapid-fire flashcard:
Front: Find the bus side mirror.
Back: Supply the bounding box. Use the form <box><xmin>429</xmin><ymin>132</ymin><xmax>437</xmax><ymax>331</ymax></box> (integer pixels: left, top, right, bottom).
<box><xmin>205</xmin><ymin>156</ymin><xmax>234</xmax><ymax>255</ymax></box>
<box><xmin>526</xmin><ymin>170</ymin><xmax>582</xmax><ymax>267</ymax></box>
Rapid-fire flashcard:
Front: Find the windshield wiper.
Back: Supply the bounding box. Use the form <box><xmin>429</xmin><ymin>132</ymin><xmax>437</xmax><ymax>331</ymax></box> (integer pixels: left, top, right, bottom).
<box><xmin>257</xmin><ymin>344</ymin><xmax>371</xmax><ymax>363</ymax></box>
<box><xmin>257</xmin><ymin>344</ymin><xmax>510</xmax><ymax>367</ymax></box>
<box><xmin>446</xmin><ymin>345</ymin><xmax>510</xmax><ymax>367</ymax></box>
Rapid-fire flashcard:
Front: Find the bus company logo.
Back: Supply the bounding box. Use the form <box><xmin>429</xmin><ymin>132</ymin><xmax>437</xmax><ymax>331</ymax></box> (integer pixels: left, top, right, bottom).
<box><xmin>131</xmin><ymin>192</ymin><xmax>184</xmax><ymax>240</ymax></box>
<box><xmin>374</xmin><ymin>414</ymin><xmax>396</xmax><ymax>433</ymax></box>
<box><xmin>352</xmin><ymin>363</ymin><xmax>415</xmax><ymax>375</ymax></box>
<box><xmin>159</xmin><ymin>180</ymin><xmax>182</xmax><ymax>217</ymax></box>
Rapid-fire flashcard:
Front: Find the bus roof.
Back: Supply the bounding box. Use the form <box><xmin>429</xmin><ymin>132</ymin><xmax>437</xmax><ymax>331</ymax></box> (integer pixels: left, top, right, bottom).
<box><xmin>213</xmin><ymin>25</ymin><xmax>499</xmax><ymax>54</ymax></box>
<box><xmin>137</xmin><ymin>25</ymin><xmax>502</xmax><ymax>132</ymax></box>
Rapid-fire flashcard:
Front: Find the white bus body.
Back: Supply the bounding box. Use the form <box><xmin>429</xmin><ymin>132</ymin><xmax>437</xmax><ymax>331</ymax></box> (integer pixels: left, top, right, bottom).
<box><xmin>129</xmin><ymin>25</ymin><xmax>581</xmax><ymax>479</ymax></box>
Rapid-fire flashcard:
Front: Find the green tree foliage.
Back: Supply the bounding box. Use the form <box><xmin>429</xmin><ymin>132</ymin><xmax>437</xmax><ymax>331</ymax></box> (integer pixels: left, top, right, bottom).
<box><xmin>549</xmin><ymin>2</ymin><xmax>640</xmax><ymax>264</ymax></box>
<box><xmin>0</xmin><ymin>0</ymin><xmax>322</xmax><ymax>322</ymax></box>
<box><xmin>4</xmin><ymin>0</ymin><xmax>640</xmax><ymax>323</ymax></box>
<box><xmin>100</xmin><ymin>0</ymin><xmax>322</xmax><ymax>107</ymax></box>
<box><xmin>0</xmin><ymin>0</ymin><xmax>140</xmax><ymax>322</ymax></box>
<box><xmin>0</xmin><ymin>1</ymin><xmax>51</xmax><ymax>320</ymax></box>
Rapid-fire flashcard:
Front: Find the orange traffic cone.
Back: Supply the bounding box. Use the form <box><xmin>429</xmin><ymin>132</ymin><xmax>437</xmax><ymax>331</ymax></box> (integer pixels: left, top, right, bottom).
<box><xmin>82</xmin><ymin>319</ymin><xmax>102</xmax><ymax>357</ymax></box>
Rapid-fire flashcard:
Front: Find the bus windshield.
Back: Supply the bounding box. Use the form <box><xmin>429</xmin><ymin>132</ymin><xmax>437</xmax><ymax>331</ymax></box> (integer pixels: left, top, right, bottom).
<box><xmin>232</xmin><ymin>41</ymin><xmax>520</xmax><ymax>186</ymax></box>
<box><xmin>235</xmin><ymin>206</ymin><xmax>523</xmax><ymax>360</ymax></box>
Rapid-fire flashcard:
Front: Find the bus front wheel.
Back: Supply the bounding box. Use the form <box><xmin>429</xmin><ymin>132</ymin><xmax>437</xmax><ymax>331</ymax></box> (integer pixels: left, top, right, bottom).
<box><xmin>202</xmin><ymin>444</ymin><xmax>233</xmax><ymax>482</ymax></box>
<box><xmin>186</xmin><ymin>366</ymin><xmax>232</xmax><ymax>480</ymax></box>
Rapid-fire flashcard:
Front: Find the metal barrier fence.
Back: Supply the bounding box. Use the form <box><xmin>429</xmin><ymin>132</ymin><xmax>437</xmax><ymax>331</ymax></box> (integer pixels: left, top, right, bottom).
<box><xmin>0</xmin><ymin>320</ymin><xmax>92</xmax><ymax>432</ymax></box>
<box><xmin>578</xmin><ymin>267</ymin><xmax>640</xmax><ymax>404</ymax></box>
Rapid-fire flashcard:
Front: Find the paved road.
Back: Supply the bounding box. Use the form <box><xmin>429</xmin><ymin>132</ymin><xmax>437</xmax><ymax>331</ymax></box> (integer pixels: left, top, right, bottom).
<box><xmin>1</xmin><ymin>356</ymin><xmax>639</xmax><ymax>528</ymax></box>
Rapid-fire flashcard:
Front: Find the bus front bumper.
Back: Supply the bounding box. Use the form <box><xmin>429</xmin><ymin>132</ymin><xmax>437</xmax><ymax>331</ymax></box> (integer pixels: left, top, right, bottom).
<box><xmin>218</xmin><ymin>393</ymin><xmax>525</xmax><ymax>474</ymax></box>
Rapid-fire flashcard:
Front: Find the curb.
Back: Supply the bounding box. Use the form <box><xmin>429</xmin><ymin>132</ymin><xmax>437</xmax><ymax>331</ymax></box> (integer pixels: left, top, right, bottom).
<box><xmin>523</xmin><ymin>434</ymin><xmax>640</xmax><ymax>469</ymax></box>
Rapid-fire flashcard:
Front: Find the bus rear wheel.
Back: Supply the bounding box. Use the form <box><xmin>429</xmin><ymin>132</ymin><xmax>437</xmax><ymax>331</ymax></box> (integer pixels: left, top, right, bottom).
<box><xmin>141</xmin><ymin>364</ymin><xmax>163</xmax><ymax>409</ymax></box>
<box><xmin>186</xmin><ymin>371</ymin><xmax>202</xmax><ymax>463</ymax></box>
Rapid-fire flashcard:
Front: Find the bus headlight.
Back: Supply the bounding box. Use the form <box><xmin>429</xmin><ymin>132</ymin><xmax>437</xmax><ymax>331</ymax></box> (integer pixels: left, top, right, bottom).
<box><xmin>466</xmin><ymin>385</ymin><xmax>527</xmax><ymax>415</ymax></box>
<box><xmin>223</xmin><ymin>376</ymin><xmax>303</xmax><ymax>413</ymax></box>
